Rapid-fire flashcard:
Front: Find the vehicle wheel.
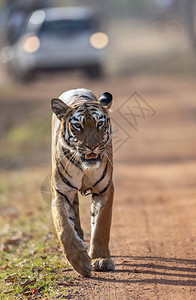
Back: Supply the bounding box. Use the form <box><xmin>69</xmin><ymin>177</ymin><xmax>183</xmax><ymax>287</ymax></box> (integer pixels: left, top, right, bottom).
<box><xmin>17</xmin><ymin>71</ymin><xmax>36</xmax><ymax>83</ymax></box>
<box><xmin>85</xmin><ymin>64</ymin><xmax>104</xmax><ymax>79</ymax></box>
<box><xmin>9</xmin><ymin>65</ymin><xmax>36</xmax><ymax>83</ymax></box>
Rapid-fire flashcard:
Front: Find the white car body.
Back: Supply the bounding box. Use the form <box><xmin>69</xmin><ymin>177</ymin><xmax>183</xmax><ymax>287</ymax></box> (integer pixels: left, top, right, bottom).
<box><xmin>11</xmin><ymin>7</ymin><xmax>108</xmax><ymax>80</ymax></box>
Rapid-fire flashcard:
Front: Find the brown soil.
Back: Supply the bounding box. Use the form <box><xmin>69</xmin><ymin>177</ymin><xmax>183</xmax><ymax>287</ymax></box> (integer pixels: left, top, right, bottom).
<box><xmin>75</xmin><ymin>162</ymin><xmax>196</xmax><ymax>300</ymax></box>
<box><xmin>67</xmin><ymin>75</ymin><xmax>196</xmax><ymax>299</ymax></box>
<box><xmin>1</xmin><ymin>73</ymin><xmax>196</xmax><ymax>299</ymax></box>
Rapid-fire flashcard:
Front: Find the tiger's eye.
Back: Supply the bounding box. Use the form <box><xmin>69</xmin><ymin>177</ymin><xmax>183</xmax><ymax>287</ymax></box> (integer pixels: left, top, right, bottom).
<box><xmin>73</xmin><ymin>123</ymin><xmax>82</xmax><ymax>130</ymax></box>
<box><xmin>97</xmin><ymin>121</ymin><xmax>104</xmax><ymax>128</ymax></box>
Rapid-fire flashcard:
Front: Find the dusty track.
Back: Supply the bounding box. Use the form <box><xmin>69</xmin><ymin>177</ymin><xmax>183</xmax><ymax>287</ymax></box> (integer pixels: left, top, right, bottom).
<box><xmin>75</xmin><ymin>162</ymin><xmax>196</xmax><ymax>300</ymax></box>
<box><xmin>69</xmin><ymin>75</ymin><xmax>196</xmax><ymax>299</ymax></box>
<box><xmin>0</xmin><ymin>74</ymin><xmax>196</xmax><ymax>299</ymax></box>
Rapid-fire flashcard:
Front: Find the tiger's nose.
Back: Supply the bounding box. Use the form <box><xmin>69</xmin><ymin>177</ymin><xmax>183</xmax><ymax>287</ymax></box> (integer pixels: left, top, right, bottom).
<box><xmin>86</xmin><ymin>144</ymin><xmax>98</xmax><ymax>151</ymax></box>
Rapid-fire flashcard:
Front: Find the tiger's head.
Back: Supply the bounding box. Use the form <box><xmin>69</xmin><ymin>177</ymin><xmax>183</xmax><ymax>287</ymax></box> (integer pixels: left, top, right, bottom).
<box><xmin>51</xmin><ymin>92</ymin><xmax>113</xmax><ymax>169</ymax></box>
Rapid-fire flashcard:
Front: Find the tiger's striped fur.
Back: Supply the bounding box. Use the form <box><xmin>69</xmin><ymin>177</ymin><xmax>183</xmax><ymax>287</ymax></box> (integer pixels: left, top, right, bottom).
<box><xmin>51</xmin><ymin>88</ymin><xmax>114</xmax><ymax>277</ymax></box>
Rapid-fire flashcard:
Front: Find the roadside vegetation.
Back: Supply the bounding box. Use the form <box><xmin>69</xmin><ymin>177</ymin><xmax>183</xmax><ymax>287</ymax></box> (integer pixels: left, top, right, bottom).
<box><xmin>0</xmin><ymin>168</ymin><xmax>80</xmax><ymax>299</ymax></box>
<box><xmin>0</xmin><ymin>101</ymin><xmax>80</xmax><ymax>298</ymax></box>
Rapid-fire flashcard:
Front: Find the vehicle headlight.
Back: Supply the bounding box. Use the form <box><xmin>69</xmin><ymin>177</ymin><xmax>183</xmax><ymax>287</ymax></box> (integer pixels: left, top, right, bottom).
<box><xmin>22</xmin><ymin>36</ymin><xmax>40</xmax><ymax>53</ymax></box>
<box><xmin>90</xmin><ymin>32</ymin><xmax>109</xmax><ymax>49</ymax></box>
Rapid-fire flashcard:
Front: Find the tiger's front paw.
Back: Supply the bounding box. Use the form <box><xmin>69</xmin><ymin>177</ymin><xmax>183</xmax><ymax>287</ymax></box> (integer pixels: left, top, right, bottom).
<box><xmin>67</xmin><ymin>250</ymin><xmax>91</xmax><ymax>277</ymax></box>
<box><xmin>91</xmin><ymin>258</ymin><xmax>115</xmax><ymax>272</ymax></box>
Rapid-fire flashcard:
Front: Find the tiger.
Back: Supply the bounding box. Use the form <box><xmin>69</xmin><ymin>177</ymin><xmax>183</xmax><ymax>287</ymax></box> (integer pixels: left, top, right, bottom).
<box><xmin>50</xmin><ymin>88</ymin><xmax>115</xmax><ymax>277</ymax></box>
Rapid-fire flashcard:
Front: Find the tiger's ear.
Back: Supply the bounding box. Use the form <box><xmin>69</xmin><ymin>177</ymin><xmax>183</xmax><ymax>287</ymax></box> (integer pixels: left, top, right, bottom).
<box><xmin>51</xmin><ymin>98</ymin><xmax>70</xmax><ymax>120</ymax></box>
<box><xmin>99</xmin><ymin>92</ymin><xmax>113</xmax><ymax>109</ymax></box>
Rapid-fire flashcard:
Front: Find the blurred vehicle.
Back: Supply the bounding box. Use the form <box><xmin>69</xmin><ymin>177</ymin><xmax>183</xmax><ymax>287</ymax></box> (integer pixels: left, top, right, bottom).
<box><xmin>7</xmin><ymin>6</ymin><xmax>109</xmax><ymax>81</ymax></box>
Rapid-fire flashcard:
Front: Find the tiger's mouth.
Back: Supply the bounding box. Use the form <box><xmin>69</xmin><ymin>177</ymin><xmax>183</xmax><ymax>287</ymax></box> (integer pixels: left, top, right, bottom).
<box><xmin>85</xmin><ymin>153</ymin><xmax>98</xmax><ymax>160</ymax></box>
<box><xmin>82</xmin><ymin>153</ymin><xmax>101</xmax><ymax>164</ymax></box>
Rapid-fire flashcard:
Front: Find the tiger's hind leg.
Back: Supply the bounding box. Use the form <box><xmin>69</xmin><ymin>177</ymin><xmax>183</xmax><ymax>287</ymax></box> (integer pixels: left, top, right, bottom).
<box><xmin>89</xmin><ymin>180</ymin><xmax>115</xmax><ymax>272</ymax></box>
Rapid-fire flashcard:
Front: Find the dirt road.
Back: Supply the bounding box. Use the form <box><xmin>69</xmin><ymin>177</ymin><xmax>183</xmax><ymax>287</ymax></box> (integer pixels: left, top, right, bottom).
<box><xmin>0</xmin><ymin>74</ymin><xmax>196</xmax><ymax>299</ymax></box>
<box><xmin>68</xmin><ymin>76</ymin><xmax>196</xmax><ymax>299</ymax></box>
<box><xmin>74</xmin><ymin>161</ymin><xmax>196</xmax><ymax>300</ymax></box>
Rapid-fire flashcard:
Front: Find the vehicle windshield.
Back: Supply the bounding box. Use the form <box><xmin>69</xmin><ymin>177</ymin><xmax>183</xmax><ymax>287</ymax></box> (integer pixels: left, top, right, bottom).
<box><xmin>39</xmin><ymin>19</ymin><xmax>96</xmax><ymax>35</ymax></box>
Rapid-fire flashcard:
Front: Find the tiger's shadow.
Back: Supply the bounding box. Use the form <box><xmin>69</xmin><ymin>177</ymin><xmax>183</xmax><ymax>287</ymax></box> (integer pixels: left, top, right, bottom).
<box><xmin>90</xmin><ymin>255</ymin><xmax>196</xmax><ymax>286</ymax></box>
